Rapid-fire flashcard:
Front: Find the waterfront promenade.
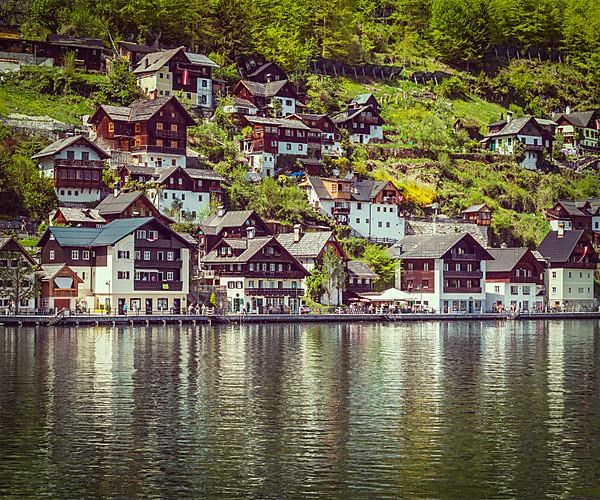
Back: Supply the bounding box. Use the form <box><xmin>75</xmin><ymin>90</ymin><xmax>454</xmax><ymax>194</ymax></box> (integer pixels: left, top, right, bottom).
<box><xmin>1</xmin><ymin>310</ymin><xmax>599</xmax><ymax>327</ymax></box>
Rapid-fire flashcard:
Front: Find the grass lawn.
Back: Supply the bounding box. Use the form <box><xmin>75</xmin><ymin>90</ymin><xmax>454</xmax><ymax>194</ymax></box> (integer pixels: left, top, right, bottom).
<box><xmin>0</xmin><ymin>84</ymin><xmax>95</xmax><ymax>125</ymax></box>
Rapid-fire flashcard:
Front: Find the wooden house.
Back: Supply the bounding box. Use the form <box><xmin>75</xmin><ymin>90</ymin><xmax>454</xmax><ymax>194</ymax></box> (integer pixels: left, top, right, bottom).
<box><xmin>461</xmin><ymin>204</ymin><xmax>492</xmax><ymax>226</ymax></box>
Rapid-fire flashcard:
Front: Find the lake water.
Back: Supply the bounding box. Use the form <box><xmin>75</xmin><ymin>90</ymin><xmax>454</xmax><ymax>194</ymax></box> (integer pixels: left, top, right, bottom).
<box><xmin>1</xmin><ymin>320</ymin><xmax>599</xmax><ymax>498</ymax></box>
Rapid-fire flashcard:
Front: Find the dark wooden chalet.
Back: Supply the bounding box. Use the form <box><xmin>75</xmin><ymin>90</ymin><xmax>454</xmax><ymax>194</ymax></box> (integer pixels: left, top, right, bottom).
<box><xmin>233</xmin><ymin>80</ymin><xmax>300</xmax><ymax>116</ymax></box>
<box><xmin>461</xmin><ymin>203</ymin><xmax>492</xmax><ymax>226</ymax></box>
<box><xmin>89</xmin><ymin>95</ymin><xmax>195</xmax><ymax>158</ymax></box>
<box><xmin>95</xmin><ymin>191</ymin><xmax>171</xmax><ymax>224</ymax></box>
<box><xmin>117</xmin><ymin>41</ymin><xmax>156</xmax><ymax>68</ymax></box>
<box><xmin>239</xmin><ymin>115</ymin><xmax>310</xmax><ymax>155</ymax></box>
<box><xmin>243</xmin><ymin>62</ymin><xmax>288</xmax><ymax>83</ymax></box>
<box><xmin>486</xmin><ymin>248</ymin><xmax>546</xmax><ymax>286</ymax></box>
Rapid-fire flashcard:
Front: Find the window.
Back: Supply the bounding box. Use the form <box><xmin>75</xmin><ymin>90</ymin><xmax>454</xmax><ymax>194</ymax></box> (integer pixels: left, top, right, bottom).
<box><xmin>117</xmin><ymin>271</ymin><xmax>130</xmax><ymax>279</ymax></box>
<box><xmin>510</xmin><ymin>286</ymin><xmax>518</xmax><ymax>295</ymax></box>
<box><xmin>386</xmin><ymin>222</ymin><xmax>390</xmax><ymax>228</ymax></box>
<box><xmin>551</xmin><ymin>287</ymin><xmax>557</xmax><ymax>294</ymax></box>
<box><xmin>137</xmin><ymin>230</ymin><xmax>147</xmax><ymax>239</ymax></box>
<box><xmin>148</xmin><ymin>230</ymin><xmax>158</xmax><ymax>240</ymax></box>
<box><xmin>249</xmin><ymin>263</ymin><xmax>254</xmax><ymax>271</ymax></box>
<box><xmin>198</xmin><ymin>194</ymin><xmax>203</xmax><ymax>202</ymax></box>
<box><xmin>286</xmin><ymin>143</ymin><xmax>291</xmax><ymax>150</ymax></box>
<box><xmin>71</xmin><ymin>250</ymin><xmax>79</xmax><ymax>260</ymax></box>
<box><xmin>49</xmin><ymin>250</ymin><xmax>55</xmax><ymax>261</ymax></box>
<box><xmin>298</xmin><ymin>144</ymin><xmax>303</xmax><ymax>151</ymax></box>
<box><xmin>494</xmin><ymin>285</ymin><xmax>500</xmax><ymax>293</ymax></box>
<box><xmin>522</xmin><ymin>286</ymin><xmax>530</xmax><ymax>295</ymax></box>
<box><xmin>167</xmin><ymin>252</ymin><xmax>174</xmax><ymax>261</ymax></box>
<box><xmin>166</xmin><ymin>272</ymin><xmax>174</xmax><ymax>281</ymax></box>
<box><xmin>117</xmin><ymin>250</ymin><xmax>130</xmax><ymax>259</ymax></box>
<box><xmin>135</xmin><ymin>251</ymin><xmax>140</xmax><ymax>260</ymax></box>
<box><xmin>135</xmin><ymin>123</ymin><xmax>141</xmax><ymax>133</ymax></box>
<box><xmin>143</xmin><ymin>251</ymin><xmax>151</xmax><ymax>260</ymax></box>
<box><xmin>356</xmin><ymin>218</ymin><xmax>360</xmax><ymax>224</ymax></box>
<box><xmin>423</xmin><ymin>263</ymin><xmax>429</xmax><ymax>271</ymax></box>
<box><xmin>202</xmin><ymin>80</ymin><xmax>208</xmax><ymax>88</ymax></box>
<box><xmin>357</xmin><ymin>203</ymin><xmax>362</xmax><ymax>210</ymax></box>
<box><xmin>422</xmin><ymin>279</ymin><xmax>429</xmax><ymax>289</ymax></box>
<box><xmin>171</xmin><ymin>140</ymin><xmax>178</xmax><ymax>148</ymax></box>
<box><xmin>159</xmin><ymin>72</ymin><xmax>163</xmax><ymax>79</ymax></box>
<box><xmin>286</xmin><ymin>99</ymin><xmax>292</xmax><ymax>106</ymax></box>
<box><xmin>378</xmin><ymin>221</ymin><xmax>382</xmax><ymax>227</ymax></box>
<box><xmin>407</xmin><ymin>263</ymin><xmax>414</xmax><ymax>270</ymax></box>
<box><xmin>108</xmin><ymin>122</ymin><xmax>114</xmax><ymax>133</ymax></box>
<box><xmin>568</xmin><ymin>287</ymin><xmax>572</xmax><ymax>294</ymax></box>
<box><xmin>248</xmin><ymin>280</ymin><xmax>255</xmax><ymax>288</ymax></box>
<box><xmin>551</xmin><ymin>271</ymin><xmax>557</xmax><ymax>279</ymax></box>
<box><xmin>82</xmin><ymin>250</ymin><xmax>90</xmax><ymax>260</ymax></box>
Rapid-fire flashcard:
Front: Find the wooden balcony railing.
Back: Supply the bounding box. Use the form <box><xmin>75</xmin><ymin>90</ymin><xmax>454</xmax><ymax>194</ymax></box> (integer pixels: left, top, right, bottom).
<box><xmin>246</xmin><ymin>288</ymin><xmax>305</xmax><ymax>297</ymax></box>
<box><xmin>443</xmin><ymin>287</ymin><xmax>482</xmax><ymax>294</ymax></box>
<box><xmin>54</xmin><ymin>159</ymin><xmax>105</xmax><ymax>168</ymax></box>
<box><xmin>135</xmin><ymin>260</ymin><xmax>183</xmax><ymax>269</ymax></box>
<box><xmin>133</xmin><ymin>280</ymin><xmax>183</xmax><ymax>291</ymax></box>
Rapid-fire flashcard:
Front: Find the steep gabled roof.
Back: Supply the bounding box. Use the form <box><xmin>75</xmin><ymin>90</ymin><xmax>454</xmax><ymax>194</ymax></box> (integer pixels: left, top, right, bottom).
<box><xmin>351</xmin><ymin>180</ymin><xmax>390</xmax><ymax>202</ymax></box>
<box><xmin>31</xmin><ymin>135</ymin><xmax>110</xmax><ymax>160</ymax></box>
<box><xmin>276</xmin><ymin>231</ymin><xmax>334</xmax><ymax>258</ymax></box>
<box><xmin>51</xmin><ymin>207</ymin><xmax>106</xmax><ymax>224</ymax></box>
<box><xmin>0</xmin><ymin>236</ymin><xmax>36</xmax><ymax>264</ymax></box>
<box><xmin>200</xmin><ymin>210</ymin><xmax>271</xmax><ymax>237</ymax></box>
<box><xmin>332</xmin><ymin>104</ymin><xmax>380</xmax><ymax>125</ymax></box>
<box><xmin>237</xmin><ymin>79</ymin><xmax>291</xmax><ymax>98</ymax></box>
<box><xmin>351</xmin><ymin>93</ymin><xmax>377</xmax><ymax>106</ymax></box>
<box><xmin>552</xmin><ymin>110</ymin><xmax>596</xmax><ymax>128</ymax></box>
<box><xmin>302</xmin><ymin>176</ymin><xmax>333</xmax><ymax>200</ymax></box>
<box><xmin>347</xmin><ymin>260</ymin><xmax>378</xmax><ymax>278</ymax></box>
<box><xmin>537</xmin><ymin>230</ymin><xmax>589</xmax><ymax>263</ymax></box>
<box><xmin>486</xmin><ymin>247</ymin><xmax>530</xmax><ymax>273</ymax></box>
<box><xmin>41</xmin><ymin>264</ymin><xmax>84</xmax><ymax>282</ymax></box>
<box><xmin>552</xmin><ymin>200</ymin><xmax>589</xmax><ymax>217</ymax></box>
<box><xmin>185</xmin><ymin>168</ymin><xmax>224</xmax><ymax>181</ymax></box>
<box><xmin>47</xmin><ymin>35</ymin><xmax>105</xmax><ymax>50</ymax></box>
<box><xmin>392</xmin><ymin>233</ymin><xmax>493</xmax><ymax>260</ymax></box>
<box><xmin>245</xmin><ymin>61</ymin><xmax>286</xmax><ymax>79</ymax></box>
<box><xmin>38</xmin><ymin>217</ymin><xmax>191</xmax><ymax>248</ymax></box>
<box><xmin>486</xmin><ymin>116</ymin><xmax>549</xmax><ymax>138</ymax></box>
<box><xmin>243</xmin><ymin>115</ymin><xmax>310</xmax><ymax>130</ymax></box>
<box><xmin>133</xmin><ymin>47</ymin><xmax>185</xmax><ymax>74</ymax></box>
<box><xmin>89</xmin><ymin>96</ymin><xmax>195</xmax><ymax>126</ymax></box>
<box><xmin>462</xmin><ymin>203</ymin><xmax>490</xmax><ymax>214</ymax></box>
<box><xmin>185</xmin><ymin>52</ymin><xmax>219</xmax><ymax>67</ymax></box>
<box><xmin>117</xmin><ymin>41</ymin><xmax>156</xmax><ymax>53</ymax></box>
<box><xmin>96</xmin><ymin>191</ymin><xmax>147</xmax><ymax>216</ymax></box>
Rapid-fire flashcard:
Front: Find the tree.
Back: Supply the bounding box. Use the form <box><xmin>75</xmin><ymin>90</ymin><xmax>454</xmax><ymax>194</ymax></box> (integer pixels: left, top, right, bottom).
<box><xmin>0</xmin><ymin>251</ymin><xmax>39</xmax><ymax>314</ymax></box>
<box><xmin>96</xmin><ymin>57</ymin><xmax>144</xmax><ymax>106</ymax></box>
<box><xmin>321</xmin><ymin>246</ymin><xmax>346</xmax><ymax>305</ymax></box>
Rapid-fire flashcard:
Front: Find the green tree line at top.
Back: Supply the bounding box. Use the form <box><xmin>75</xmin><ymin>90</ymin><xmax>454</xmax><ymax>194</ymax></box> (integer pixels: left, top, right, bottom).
<box><xmin>6</xmin><ymin>0</ymin><xmax>599</xmax><ymax>75</ymax></box>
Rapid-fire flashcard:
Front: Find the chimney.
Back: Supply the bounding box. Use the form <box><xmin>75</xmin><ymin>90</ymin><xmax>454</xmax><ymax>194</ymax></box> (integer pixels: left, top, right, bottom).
<box><xmin>266</xmin><ymin>73</ymin><xmax>272</xmax><ymax>83</ymax></box>
<box><xmin>500</xmin><ymin>242</ymin><xmax>508</xmax><ymax>249</ymax></box>
<box><xmin>149</xmin><ymin>89</ymin><xmax>157</xmax><ymax>100</ymax></box>
<box><xmin>558</xmin><ymin>222</ymin><xmax>565</xmax><ymax>238</ymax></box>
<box><xmin>293</xmin><ymin>224</ymin><xmax>303</xmax><ymax>243</ymax></box>
<box><xmin>246</xmin><ymin>226</ymin><xmax>255</xmax><ymax>239</ymax></box>
<box><xmin>566</xmin><ymin>105</ymin><xmax>571</xmax><ymax>115</ymax></box>
<box><xmin>144</xmin><ymin>57</ymin><xmax>149</xmax><ymax>68</ymax></box>
<box><xmin>506</xmin><ymin>111</ymin><xmax>513</xmax><ymax>123</ymax></box>
<box><xmin>217</xmin><ymin>205</ymin><xmax>225</xmax><ymax>217</ymax></box>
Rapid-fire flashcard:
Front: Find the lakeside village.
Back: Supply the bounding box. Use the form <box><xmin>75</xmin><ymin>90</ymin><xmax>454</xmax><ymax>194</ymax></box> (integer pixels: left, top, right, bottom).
<box><xmin>0</xmin><ymin>38</ymin><xmax>599</xmax><ymax>318</ymax></box>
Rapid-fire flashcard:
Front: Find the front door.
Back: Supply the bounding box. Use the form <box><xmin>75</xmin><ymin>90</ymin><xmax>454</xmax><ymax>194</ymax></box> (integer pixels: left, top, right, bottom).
<box><xmin>145</xmin><ymin>298</ymin><xmax>153</xmax><ymax>314</ymax></box>
<box><xmin>118</xmin><ymin>298</ymin><xmax>125</xmax><ymax>315</ymax></box>
<box><xmin>173</xmin><ymin>298</ymin><xmax>181</xmax><ymax>314</ymax></box>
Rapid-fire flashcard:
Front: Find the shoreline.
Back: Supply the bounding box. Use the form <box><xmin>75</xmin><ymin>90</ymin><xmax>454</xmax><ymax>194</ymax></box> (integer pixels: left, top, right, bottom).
<box><xmin>1</xmin><ymin>311</ymin><xmax>599</xmax><ymax>327</ymax></box>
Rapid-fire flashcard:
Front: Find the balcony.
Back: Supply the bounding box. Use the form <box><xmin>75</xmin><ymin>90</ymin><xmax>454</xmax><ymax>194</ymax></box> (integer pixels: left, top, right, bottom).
<box><xmin>54</xmin><ymin>159</ymin><xmax>105</xmax><ymax>168</ymax></box>
<box><xmin>524</xmin><ymin>144</ymin><xmax>544</xmax><ymax>151</ymax></box>
<box><xmin>135</xmin><ymin>260</ymin><xmax>183</xmax><ymax>269</ymax></box>
<box><xmin>131</xmin><ymin>145</ymin><xmax>185</xmax><ymax>155</ymax></box>
<box><xmin>447</xmin><ymin>253</ymin><xmax>478</xmax><ymax>261</ymax></box>
<box><xmin>246</xmin><ymin>288</ymin><xmax>305</xmax><ymax>297</ymax></box>
<box><xmin>510</xmin><ymin>276</ymin><xmax>543</xmax><ymax>284</ymax></box>
<box><xmin>358</xmin><ymin>116</ymin><xmax>380</xmax><ymax>124</ymax></box>
<box><xmin>52</xmin><ymin>288</ymin><xmax>78</xmax><ymax>297</ymax></box>
<box><xmin>216</xmin><ymin>270</ymin><xmax>306</xmax><ymax>279</ymax></box>
<box><xmin>332</xmin><ymin>205</ymin><xmax>350</xmax><ymax>215</ymax></box>
<box><xmin>443</xmin><ymin>287</ymin><xmax>482</xmax><ymax>294</ymax></box>
<box><xmin>156</xmin><ymin>129</ymin><xmax>185</xmax><ymax>139</ymax></box>
<box><xmin>443</xmin><ymin>270</ymin><xmax>483</xmax><ymax>279</ymax></box>
<box><xmin>55</xmin><ymin>178</ymin><xmax>103</xmax><ymax>189</ymax></box>
<box><xmin>134</xmin><ymin>280</ymin><xmax>183</xmax><ymax>291</ymax></box>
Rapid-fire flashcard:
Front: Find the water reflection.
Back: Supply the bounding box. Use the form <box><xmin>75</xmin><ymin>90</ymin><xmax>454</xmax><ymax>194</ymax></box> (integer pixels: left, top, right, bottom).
<box><xmin>0</xmin><ymin>320</ymin><xmax>599</xmax><ymax>497</ymax></box>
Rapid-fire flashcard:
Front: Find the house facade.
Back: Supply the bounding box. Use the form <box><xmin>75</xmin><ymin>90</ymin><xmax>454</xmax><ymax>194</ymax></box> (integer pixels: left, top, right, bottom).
<box><xmin>288</xmin><ymin>113</ymin><xmax>343</xmax><ymax>156</ymax></box>
<box><xmin>483</xmin><ymin>115</ymin><xmax>555</xmax><ymax>170</ymax></box>
<box><xmin>485</xmin><ymin>247</ymin><xmax>546</xmax><ymax>312</ymax></box>
<box><xmin>391</xmin><ymin>233</ymin><xmax>493</xmax><ymax>313</ymax></box>
<box><xmin>32</xmin><ymin>135</ymin><xmax>110</xmax><ymax>206</ymax></box>
<box><xmin>133</xmin><ymin>47</ymin><xmax>219</xmax><ymax>109</ymax></box>
<box><xmin>88</xmin><ymin>95</ymin><xmax>195</xmax><ymax>170</ymax></box>
<box><xmin>233</xmin><ymin>79</ymin><xmax>302</xmax><ymax>117</ymax></box>
<box><xmin>240</xmin><ymin>116</ymin><xmax>310</xmax><ymax>177</ymax></box>
<box><xmin>38</xmin><ymin>217</ymin><xmax>192</xmax><ymax>314</ymax></box>
<box><xmin>301</xmin><ymin>177</ymin><xmax>406</xmax><ymax>242</ymax></box>
<box><xmin>552</xmin><ymin>110</ymin><xmax>600</xmax><ymax>153</ymax></box>
<box><xmin>333</xmin><ymin>94</ymin><xmax>384</xmax><ymax>144</ymax></box>
<box><xmin>201</xmin><ymin>233</ymin><xmax>308</xmax><ymax>313</ymax></box>
<box><xmin>537</xmin><ymin>229</ymin><xmax>598</xmax><ymax>309</ymax></box>
<box><xmin>344</xmin><ymin>260</ymin><xmax>379</xmax><ymax>303</ymax></box>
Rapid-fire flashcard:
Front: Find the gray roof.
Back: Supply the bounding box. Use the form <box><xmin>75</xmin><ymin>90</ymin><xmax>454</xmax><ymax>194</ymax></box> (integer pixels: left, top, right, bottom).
<box><xmin>202</xmin><ymin>236</ymin><xmax>273</xmax><ymax>264</ymax></box>
<box><xmin>232</xmin><ymin>97</ymin><xmax>257</xmax><ymax>108</ymax></box>
<box><xmin>47</xmin><ymin>35</ymin><xmax>105</xmax><ymax>49</ymax></box>
<box><xmin>31</xmin><ymin>135</ymin><xmax>109</xmax><ymax>160</ymax></box>
<box><xmin>462</xmin><ymin>203</ymin><xmax>489</xmax><ymax>214</ymax></box>
<box><xmin>43</xmin><ymin>218</ymin><xmax>154</xmax><ymax>247</ymax></box>
<box><xmin>552</xmin><ymin>110</ymin><xmax>596</xmax><ymax>128</ymax></box>
<box><xmin>96</xmin><ymin>192</ymin><xmax>146</xmax><ymax>215</ymax></box>
<box><xmin>351</xmin><ymin>93</ymin><xmax>375</xmax><ymax>105</ymax></box>
<box><xmin>244</xmin><ymin>116</ymin><xmax>310</xmax><ymax>130</ymax></box>
<box><xmin>185</xmin><ymin>52</ymin><xmax>219</xmax><ymax>68</ymax></box>
<box><xmin>185</xmin><ymin>168</ymin><xmax>224</xmax><ymax>181</ymax></box>
<box><xmin>133</xmin><ymin>47</ymin><xmax>183</xmax><ymax>74</ymax></box>
<box><xmin>554</xmin><ymin>200</ymin><xmax>589</xmax><ymax>217</ymax></box>
<box><xmin>304</xmin><ymin>176</ymin><xmax>332</xmax><ymax>200</ymax></box>
<box><xmin>351</xmin><ymin>180</ymin><xmax>389</xmax><ymax>202</ymax></box>
<box><xmin>537</xmin><ymin>230</ymin><xmax>589</xmax><ymax>264</ymax></box>
<box><xmin>486</xmin><ymin>247</ymin><xmax>529</xmax><ymax>272</ymax></box>
<box><xmin>239</xmin><ymin>79</ymin><xmax>289</xmax><ymax>98</ymax></box>
<box><xmin>276</xmin><ymin>231</ymin><xmax>334</xmax><ymax>258</ymax></box>
<box><xmin>0</xmin><ymin>236</ymin><xmax>36</xmax><ymax>264</ymax></box>
<box><xmin>118</xmin><ymin>41</ymin><xmax>156</xmax><ymax>53</ymax></box>
<box><xmin>485</xmin><ymin>116</ymin><xmax>552</xmax><ymax>138</ymax></box>
<box><xmin>333</xmin><ymin>105</ymin><xmax>369</xmax><ymax>124</ymax></box>
<box><xmin>41</xmin><ymin>264</ymin><xmax>83</xmax><ymax>282</ymax></box>
<box><xmin>202</xmin><ymin>210</ymin><xmax>256</xmax><ymax>234</ymax></box>
<box><xmin>347</xmin><ymin>260</ymin><xmax>378</xmax><ymax>278</ymax></box>
<box><xmin>177</xmin><ymin>232</ymin><xmax>197</xmax><ymax>246</ymax></box>
<box><xmin>52</xmin><ymin>207</ymin><xmax>106</xmax><ymax>224</ymax></box>
<box><xmin>392</xmin><ymin>233</ymin><xmax>493</xmax><ymax>260</ymax></box>
<box><xmin>96</xmin><ymin>96</ymin><xmax>194</xmax><ymax>124</ymax></box>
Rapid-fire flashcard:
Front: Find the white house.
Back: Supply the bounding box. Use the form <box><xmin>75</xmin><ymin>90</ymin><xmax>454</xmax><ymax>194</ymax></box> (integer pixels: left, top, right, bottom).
<box><xmin>537</xmin><ymin>229</ymin><xmax>598</xmax><ymax>310</ymax></box>
<box><xmin>32</xmin><ymin>135</ymin><xmax>110</xmax><ymax>206</ymax></box>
